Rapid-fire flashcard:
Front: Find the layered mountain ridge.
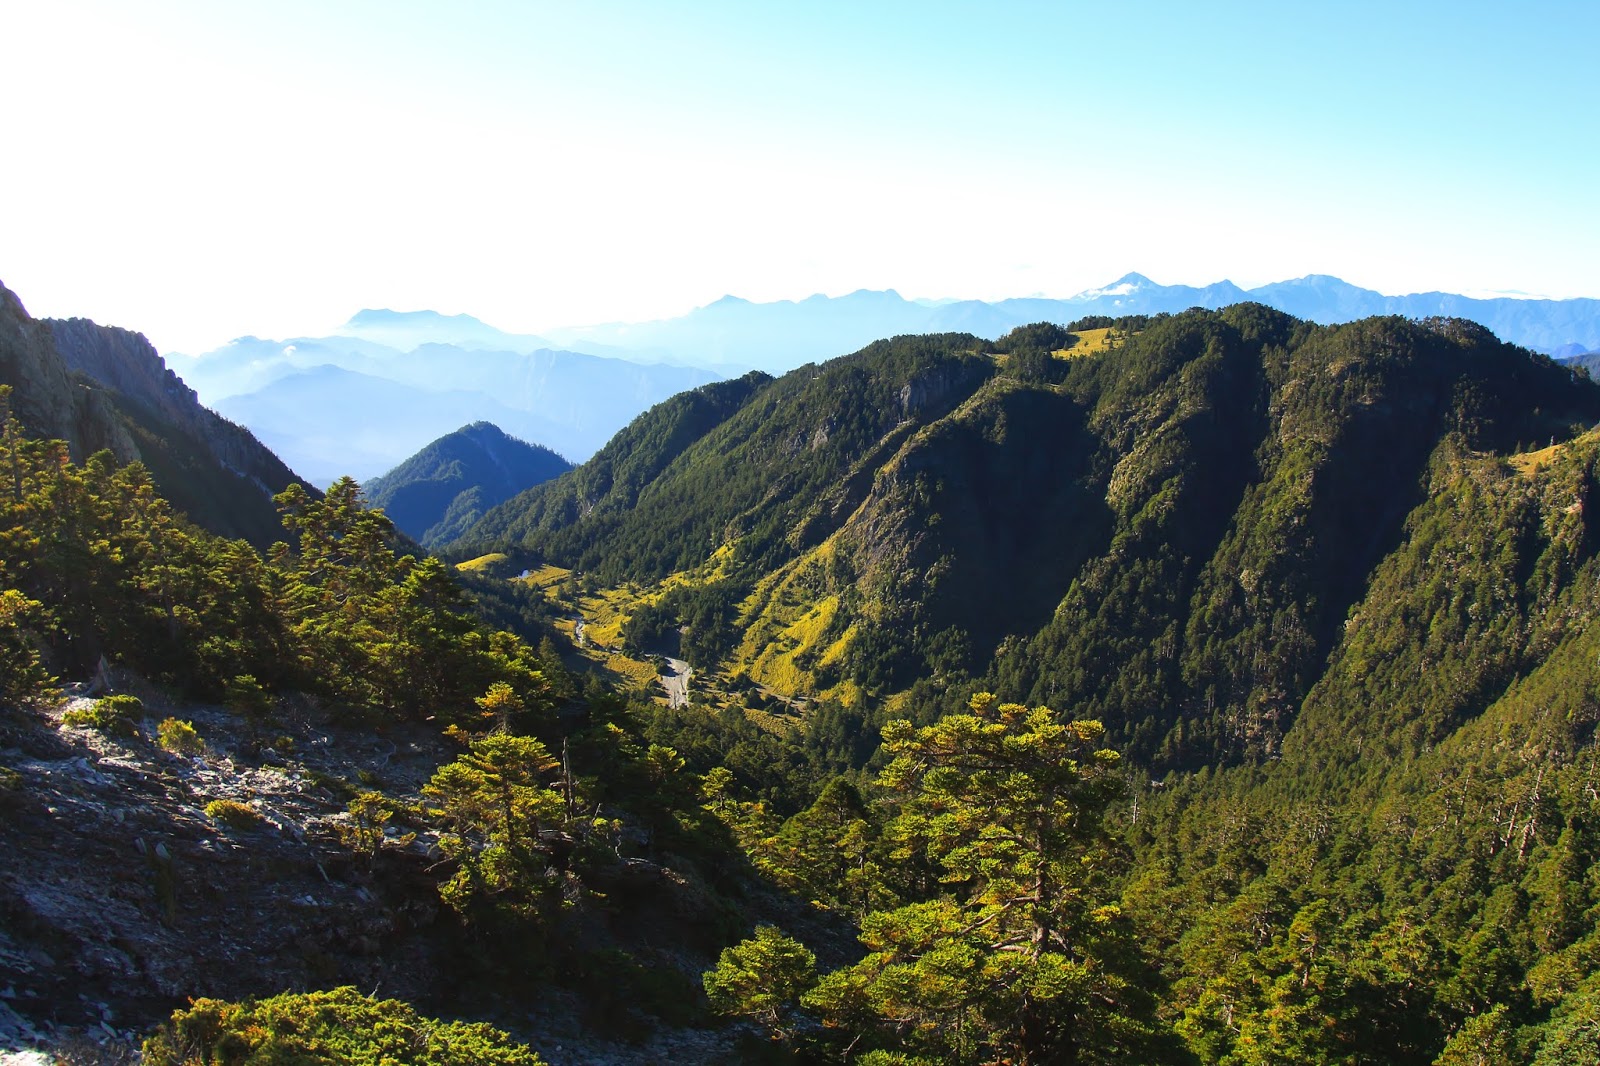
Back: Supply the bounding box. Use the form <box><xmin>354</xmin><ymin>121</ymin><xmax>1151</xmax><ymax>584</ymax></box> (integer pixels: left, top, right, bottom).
<box><xmin>540</xmin><ymin>272</ymin><xmax>1600</xmax><ymax>373</ymax></box>
<box><xmin>159</xmin><ymin>274</ymin><xmax>1599</xmax><ymax>491</ymax></box>
<box><xmin>177</xmin><ymin>331</ymin><xmax>720</xmax><ymax>484</ymax></box>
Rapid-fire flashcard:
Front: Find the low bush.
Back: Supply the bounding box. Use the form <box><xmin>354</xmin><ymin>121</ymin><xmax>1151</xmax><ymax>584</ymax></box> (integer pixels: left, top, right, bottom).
<box><xmin>141</xmin><ymin>986</ymin><xmax>547</xmax><ymax>1065</ymax></box>
<box><xmin>156</xmin><ymin>717</ymin><xmax>205</xmax><ymax>756</ymax></box>
<box><xmin>203</xmin><ymin>798</ymin><xmax>263</xmax><ymax>830</ymax></box>
<box><xmin>61</xmin><ymin>694</ymin><xmax>143</xmax><ymax>737</ymax></box>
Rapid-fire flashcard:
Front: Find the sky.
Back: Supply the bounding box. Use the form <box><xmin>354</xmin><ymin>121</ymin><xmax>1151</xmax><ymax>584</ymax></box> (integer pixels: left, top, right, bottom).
<box><xmin>2</xmin><ymin>0</ymin><xmax>1598</xmax><ymax>354</ymax></box>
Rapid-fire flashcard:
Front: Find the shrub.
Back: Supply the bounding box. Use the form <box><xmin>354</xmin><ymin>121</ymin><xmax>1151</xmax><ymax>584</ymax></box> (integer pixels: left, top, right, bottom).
<box><xmin>337</xmin><ymin>791</ymin><xmax>416</xmax><ymax>858</ymax></box>
<box><xmin>703</xmin><ymin>925</ymin><xmax>817</xmax><ymax>1039</ymax></box>
<box><xmin>304</xmin><ymin>768</ymin><xmax>359</xmax><ymax>799</ymax></box>
<box><xmin>225</xmin><ymin>673</ymin><xmax>273</xmax><ymax>733</ymax></box>
<box><xmin>141</xmin><ymin>986</ymin><xmax>547</xmax><ymax>1065</ymax></box>
<box><xmin>157</xmin><ymin>717</ymin><xmax>205</xmax><ymax>756</ymax></box>
<box><xmin>61</xmin><ymin>694</ymin><xmax>143</xmax><ymax>737</ymax></box>
<box><xmin>0</xmin><ymin>588</ymin><xmax>51</xmax><ymax>707</ymax></box>
<box><xmin>204</xmin><ymin>798</ymin><xmax>263</xmax><ymax>830</ymax></box>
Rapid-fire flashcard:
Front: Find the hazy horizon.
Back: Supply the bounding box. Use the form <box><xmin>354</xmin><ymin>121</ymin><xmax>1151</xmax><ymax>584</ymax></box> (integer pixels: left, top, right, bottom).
<box><xmin>56</xmin><ymin>270</ymin><xmax>1600</xmax><ymax>362</ymax></box>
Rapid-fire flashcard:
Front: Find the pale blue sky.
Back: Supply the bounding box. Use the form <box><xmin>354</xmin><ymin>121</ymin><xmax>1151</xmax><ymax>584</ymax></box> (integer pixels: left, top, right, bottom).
<box><xmin>2</xmin><ymin>0</ymin><xmax>1596</xmax><ymax>352</ymax></box>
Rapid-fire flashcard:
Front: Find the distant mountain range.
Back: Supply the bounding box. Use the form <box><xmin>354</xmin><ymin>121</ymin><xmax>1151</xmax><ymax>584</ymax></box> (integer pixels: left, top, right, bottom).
<box><xmin>337</xmin><ymin>308</ymin><xmax>556</xmax><ymax>353</ymax></box>
<box><xmin>540</xmin><ymin>273</ymin><xmax>1600</xmax><ymax>374</ymax></box>
<box><xmin>365</xmin><ymin>422</ymin><xmax>571</xmax><ymax>547</ymax></box>
<box><xmin>159</xmin><ymin>276</ymin><xmax>1600</xmax><ymax>489</ymax></box>
<box><xmin>172</xmin><ymin>311</ymin><xmax>720</xmax><ymax>486</ymax></box>
<box><xmin>1561</xmin><ymin>350</ymin><xmax>1600</xmax><ymax>379</ymax></box>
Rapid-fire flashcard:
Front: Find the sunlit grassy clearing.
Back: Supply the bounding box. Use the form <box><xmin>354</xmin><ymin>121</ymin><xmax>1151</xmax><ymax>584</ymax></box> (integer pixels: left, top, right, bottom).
<box><xmin>517</xmin><ymin>563</ymin><xmax>571</xmax><ymax>590</ymax></box>
<box><xmin>599</xmin><ymin>651</ymin><xmax>661</xmax><ymax>692</ymax></box>
<box><xmin>746</xmin><ymin>595</ymin><xmax>847</xmax><ymax>702</ymax></box>
<box><xmin>454</xmin><ymin>552</ymin><xmax>508</xmax><ymax>573</ymax></box>
<box><xmin>1058</xmin><ymin>326</ymin><xmax>1115</xmax><ymax>357</ymax></box>
<box><xmin>1509</xmin><ymin>427</ymin><xmax>1600</xmax><ymax>476</ymax></box>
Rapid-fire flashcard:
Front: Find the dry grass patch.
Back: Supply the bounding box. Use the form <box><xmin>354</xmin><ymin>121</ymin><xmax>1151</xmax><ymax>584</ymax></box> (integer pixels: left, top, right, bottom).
<box><xmin>1056</xmin><ymin>326</ymin><xmax>1116</xmax><ymax>358</ymax></box>
<box><xmin>454</xmin><ymin>553</ymin><xmax>509</xmax><ymax>574</ymax></box>
<box><xmin>518</xmin><ymin>563</ymin><xmax>572</xmax><ymax>590</ymax></box>
<box><xmin>744</xmin><ymin>707</ymin><xmax>801</xmax><ymax>737</ymax></box>
<box><xmin>599</xmin><ymin>652</ymin><xmax>662</xmax><ymax>693</ymax></box>
<box><xmin>1509</xmin><ymin>428</ymin><xmax>1600</xmax><ymax>476</ymax></box>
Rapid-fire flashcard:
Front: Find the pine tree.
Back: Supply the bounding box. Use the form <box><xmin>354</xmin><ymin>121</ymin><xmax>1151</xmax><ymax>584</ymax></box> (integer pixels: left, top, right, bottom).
<box><xmin>805</xmin><ymin>694</ymin><xmax>1171</xmax><ymax>1064</ymax></box>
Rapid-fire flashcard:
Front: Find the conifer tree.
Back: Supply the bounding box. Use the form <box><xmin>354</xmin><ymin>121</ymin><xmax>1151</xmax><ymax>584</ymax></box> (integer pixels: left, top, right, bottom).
<box><xmin>806</xmin><ymin>694</ymin><xmax>1168</xmax><ymax>1065</ymax></box>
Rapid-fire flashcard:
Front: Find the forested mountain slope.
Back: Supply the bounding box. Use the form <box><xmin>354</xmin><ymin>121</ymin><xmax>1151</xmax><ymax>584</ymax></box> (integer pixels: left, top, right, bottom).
<box><xmin>466</xmin><ymin>339</ymin><xmax>996</xmax><ymax>579</ymax></box>
<box><xmin>461</xmin><ymin>307</ymin><xmax>1600</xmax><ymax>766</ymax></box>
<box><xmin>1120</xmin><ymin>427</ymin><xmax>1600</xmax><ymax>1064</ymax></box>
<box><xmin>451</xmin><ymin>304</ymin><xmax>1600</xmax><ymax>1063</ymax></box>
<box><xmin>365</xmin><ymin>422</ymin><xmax>572</xmax><ymax>547</ymax></box>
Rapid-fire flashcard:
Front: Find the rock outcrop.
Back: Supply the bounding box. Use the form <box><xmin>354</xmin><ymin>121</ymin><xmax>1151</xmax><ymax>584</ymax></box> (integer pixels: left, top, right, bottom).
<box><xmin>0</xmin><ymin>284</ymin><xmax>139</xmax><ymax>463</ymax></box>
<box><xmin>0</xmin><ymin>689</ymin><xmax>449</xmax><ymax>1060</ymax></box>
<box><xmin>0</xmin><ymin>279</ymin><xmax>313</xmax><ymax>546</ymax></box>
<box><xmin>47</xmin><ymin>316</ymin><xmax>312</xmax><ymax>544</ymax></box>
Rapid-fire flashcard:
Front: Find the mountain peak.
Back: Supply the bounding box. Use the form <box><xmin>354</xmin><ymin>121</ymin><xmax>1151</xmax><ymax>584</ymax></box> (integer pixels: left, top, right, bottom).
<box><xmin>333</xmin><ymin>308</ymin><xmax>554</xmax><ymax>355</ymax></box>
<box><xmin>1074</xmin><ymin>273</ymin><xmax>1156</xmax><ymax>300</ymax></box>
<box><xmin>1266</xmin><ymin>274</ymin><xmax>1352</xmax><ymax>289</ymax></box>
<box><xmin>365</xmin><ymin>420</ymin><xmax>572</xmax><ymax>547</ymax></box>
<box><xmin>343</xmin><ymin>308</ymin><xmax>492</xmax><ymax>330</ymax></box>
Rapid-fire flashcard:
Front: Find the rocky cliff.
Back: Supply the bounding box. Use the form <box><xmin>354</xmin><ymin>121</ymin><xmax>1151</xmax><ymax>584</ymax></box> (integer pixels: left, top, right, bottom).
<box><xmin>47</xmin><ymin>316</ymin><xmax>312</xmax><ymax>544</ymax></box>
<box><xmin>0</xmin><ymin>284</ymin><xmax>139</xmax><ymax>463</ymax></box>
<box><xmin>0</xmin><ymin>279</ymin><xmax>313</xmax><ymax>546</ymax></box>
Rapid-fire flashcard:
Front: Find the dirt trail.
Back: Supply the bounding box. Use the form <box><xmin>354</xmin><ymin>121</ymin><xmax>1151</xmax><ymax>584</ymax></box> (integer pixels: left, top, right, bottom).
<box><xmin>658</xmin><ymin>657</ymin><xmax>692</xmax><ymax>708</ymax></box>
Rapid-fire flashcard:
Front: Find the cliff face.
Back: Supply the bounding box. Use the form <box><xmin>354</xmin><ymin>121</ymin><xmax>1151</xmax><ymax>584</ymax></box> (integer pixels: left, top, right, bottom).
<box><xmin>48</xmin><ymin>317</ymin><xmax>202</xmax><ymax>430</ymax></box>
<box><xmin>47</xmin><ymin>316</ymin><xmax>308</xmax><ymax>507</ymax></box>
<box><xmin>0</xmin><ymin>285</ymin><xmax>140</xmax><ymax>462</ymax></box>
<box><xmin>0</xmin><ymin>280</ymin><xmax>313</xmax><ymax>546</ymax></box>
